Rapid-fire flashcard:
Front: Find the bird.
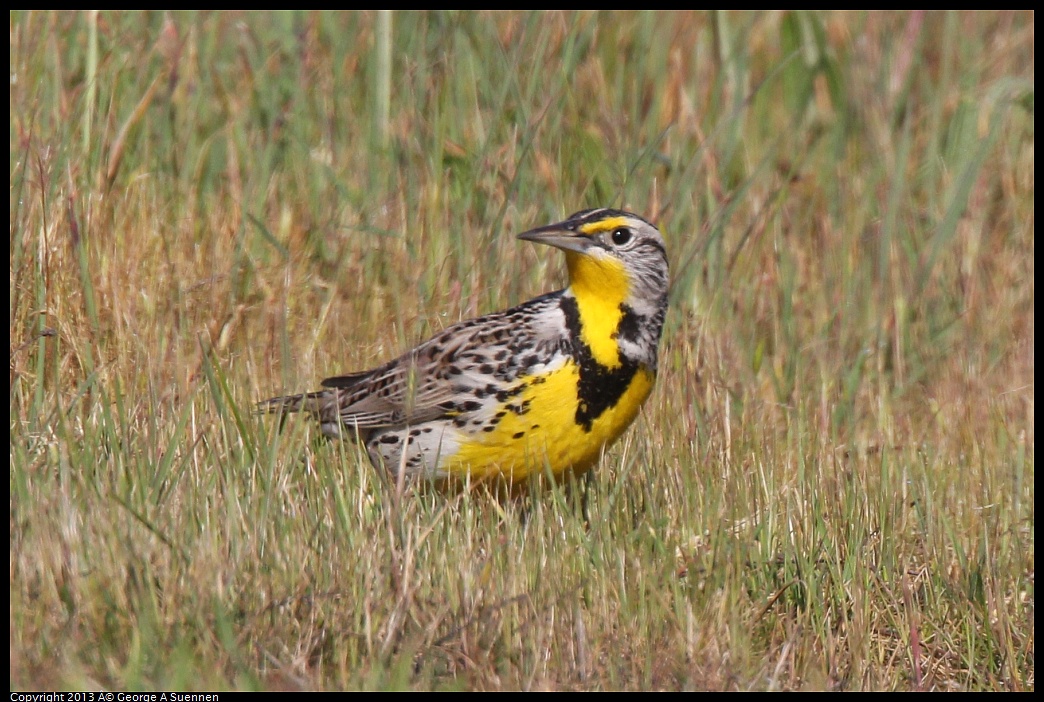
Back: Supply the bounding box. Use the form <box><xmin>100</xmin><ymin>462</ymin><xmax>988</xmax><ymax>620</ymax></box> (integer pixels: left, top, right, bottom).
<box><xmin>258</xmin><ymin>208</ymin><xmax>669</xmax><ymax>487</ymax></box>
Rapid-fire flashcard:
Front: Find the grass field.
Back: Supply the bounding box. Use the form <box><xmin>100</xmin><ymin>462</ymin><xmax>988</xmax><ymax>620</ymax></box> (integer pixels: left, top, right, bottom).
<box><xmin>10</xmin><ymin>11</ymin><xmax>1034</xmax><ymax>690</ymax></box>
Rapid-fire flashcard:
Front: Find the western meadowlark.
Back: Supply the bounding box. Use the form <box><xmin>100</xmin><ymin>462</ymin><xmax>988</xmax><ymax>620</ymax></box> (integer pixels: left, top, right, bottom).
<box><xmin>259</xmin><ymin>208</ymin><xmax>668</xmax><ymax>485</ymax></box>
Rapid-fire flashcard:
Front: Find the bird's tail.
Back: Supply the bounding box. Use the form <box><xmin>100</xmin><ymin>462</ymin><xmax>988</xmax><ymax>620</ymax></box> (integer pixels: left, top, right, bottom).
<box><xmin>256</xmin><ymin>391</ymin><xmax>327</xmax><ymax>416</ymax></box>
<box><xmin>257</xmin><ymin>390</ymin><xmax>351</xmax><ymax>440</ymax></box>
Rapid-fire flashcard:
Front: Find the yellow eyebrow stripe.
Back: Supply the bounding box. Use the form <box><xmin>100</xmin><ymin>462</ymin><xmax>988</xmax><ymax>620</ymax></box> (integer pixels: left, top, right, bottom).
<box><xmin>578</xmin><ymin>216</ymin><xmax>629</xmax><ymax>235</ymax></box>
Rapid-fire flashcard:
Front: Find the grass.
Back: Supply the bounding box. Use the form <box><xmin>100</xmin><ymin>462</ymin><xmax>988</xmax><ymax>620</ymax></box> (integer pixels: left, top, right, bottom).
<box><xmin>10</xmin><ymin>10</ymin><xmax>1033</xmax><ymax>690</ymax></box>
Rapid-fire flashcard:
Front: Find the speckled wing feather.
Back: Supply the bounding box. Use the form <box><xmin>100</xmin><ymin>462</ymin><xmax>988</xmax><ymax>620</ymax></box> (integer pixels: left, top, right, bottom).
<box><xmin>320</xmin><ymin>294</ymin><xmax>567</xmax><ymax>430</ymax></box>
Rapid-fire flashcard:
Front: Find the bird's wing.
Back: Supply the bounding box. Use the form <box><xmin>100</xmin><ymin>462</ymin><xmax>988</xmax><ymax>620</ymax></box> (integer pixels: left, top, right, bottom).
<box><xmin>314</xmin><ymin>293</ymin><xmax>569</xmax><ymax>431</ymax></box>
<box><xmin>320</xmin><ymin>319</ymin><xmax>505</xmax><ymax>429</ymax></box>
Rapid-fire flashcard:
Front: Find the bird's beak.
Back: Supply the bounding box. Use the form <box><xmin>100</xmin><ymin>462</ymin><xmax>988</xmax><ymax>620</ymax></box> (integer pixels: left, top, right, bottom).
<box><xmin>517</xmin><ymin>219</ymin><xmax>598</xmax><ymax>255</ymax></box>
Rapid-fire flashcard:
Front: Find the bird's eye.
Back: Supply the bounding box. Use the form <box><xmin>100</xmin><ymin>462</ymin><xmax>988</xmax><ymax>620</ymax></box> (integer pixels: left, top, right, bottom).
<box><xmin>611</xmin><ymin>228</ymin><xmax>632</xmax><ymax>246</ymax></box>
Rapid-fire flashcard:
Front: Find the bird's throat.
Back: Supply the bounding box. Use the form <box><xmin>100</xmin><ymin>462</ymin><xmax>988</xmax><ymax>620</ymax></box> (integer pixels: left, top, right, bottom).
<box><xmin>565</xmin><ymin>251</ymin><xmax>630</xmax><ymax>369</ymax></box>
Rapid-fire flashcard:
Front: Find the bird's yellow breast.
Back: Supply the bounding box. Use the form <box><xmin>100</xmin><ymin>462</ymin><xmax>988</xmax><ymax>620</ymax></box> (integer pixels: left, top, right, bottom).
<box><xmin>444</xmin><ymin>246</ymin><xmax>654</xmax><ymax>484</ymax></box>
<box><xmin>446</xmin><ymin>360</ymin><xmax>655</xmax><ymax>482</ymax></box>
